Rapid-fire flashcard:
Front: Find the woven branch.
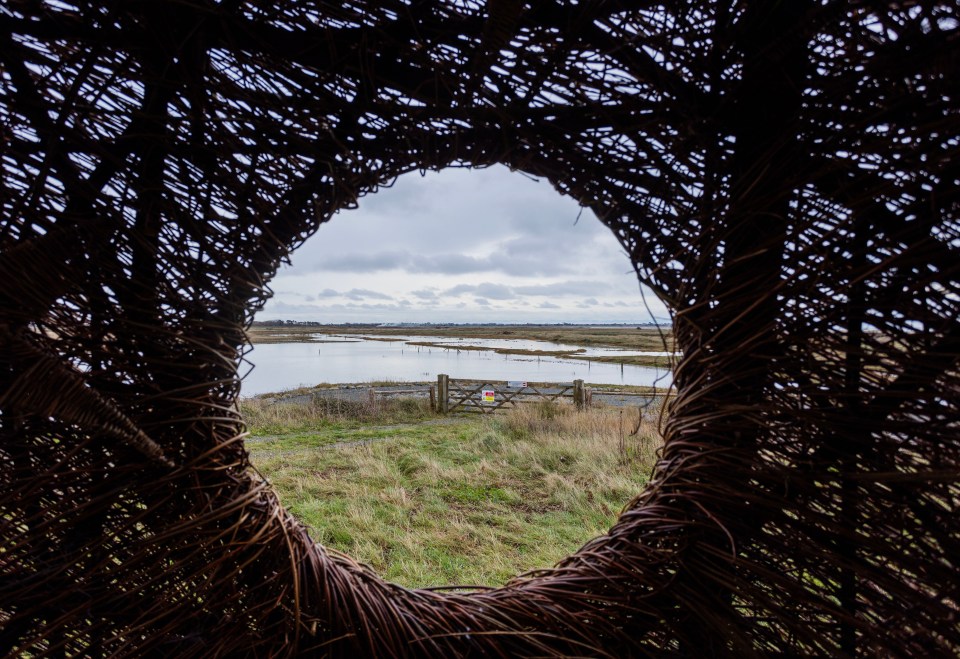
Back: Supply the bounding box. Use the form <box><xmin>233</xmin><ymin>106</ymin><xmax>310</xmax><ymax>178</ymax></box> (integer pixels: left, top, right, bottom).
<box><xmin>2</xmin><ymin>1</ymin><xmax>959</xmax><ymax>657</ymax></box>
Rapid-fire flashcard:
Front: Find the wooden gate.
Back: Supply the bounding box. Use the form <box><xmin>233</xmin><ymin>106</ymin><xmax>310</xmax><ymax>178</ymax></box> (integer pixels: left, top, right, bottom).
<box><xmin>436</xmin><ymin>374</ymin><xmax>587</xmax><ymax>414</ymax></box>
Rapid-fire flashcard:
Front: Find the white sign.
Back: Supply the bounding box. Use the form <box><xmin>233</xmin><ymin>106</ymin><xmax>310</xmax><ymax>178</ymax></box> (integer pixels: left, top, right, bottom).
<box><xmin>482</xmin><ymin>389</ymin><xmax>495</xmax><ymax>402</ymax></box>
<box><xmin>507</xmin><ymin>381</ymin><xmax>527</xmax><ymax>388</ymax></box>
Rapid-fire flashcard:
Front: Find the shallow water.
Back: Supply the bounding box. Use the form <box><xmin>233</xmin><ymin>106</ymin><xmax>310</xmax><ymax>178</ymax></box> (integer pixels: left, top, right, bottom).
<box><xmin>241</xmin><ymin>334</ymin><xmax>673</xmax><ymax>396</ymax></box>
<box><xmin>338</xmin><ymin>334</ymin><xmax>674</xmax><ymax>358</ymax></box>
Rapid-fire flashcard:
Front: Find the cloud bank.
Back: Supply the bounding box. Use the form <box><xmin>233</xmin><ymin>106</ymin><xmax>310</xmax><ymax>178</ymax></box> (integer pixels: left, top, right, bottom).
<box><xmin>260</xmin><ymin>165</ymin><xmax>667</xmax><ymax>323</ymax></box>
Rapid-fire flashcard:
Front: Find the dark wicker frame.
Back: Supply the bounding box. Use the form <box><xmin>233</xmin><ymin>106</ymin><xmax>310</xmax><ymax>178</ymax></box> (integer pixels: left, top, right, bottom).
<box><xmin>2</xmin><ymin>1</ymin><xmax>959</xmax><ymax>656</ymax></box>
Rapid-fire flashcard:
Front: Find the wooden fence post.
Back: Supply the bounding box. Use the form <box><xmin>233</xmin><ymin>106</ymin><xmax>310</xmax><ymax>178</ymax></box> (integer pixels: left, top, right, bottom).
<box><xmin>573</xmin><ymin>379</ymin><xmax>585</xmax><ymax>410</ymax></box>
<box><xmin>437</xmin><ymin>374</ymin><xmax>449</xmax><ymax>414</ymax></box>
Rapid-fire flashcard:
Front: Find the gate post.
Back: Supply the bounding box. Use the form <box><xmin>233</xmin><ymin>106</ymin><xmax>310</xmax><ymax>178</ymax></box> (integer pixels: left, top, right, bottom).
<box><xmin>437</xmin><ymin>374</ymin><xmax>449</xmax><ymax>414</ymax></box>
<box><xmin>573</xmin><ymin>379</ymin><xmax>585</xmax><ymax>411</ymax></box>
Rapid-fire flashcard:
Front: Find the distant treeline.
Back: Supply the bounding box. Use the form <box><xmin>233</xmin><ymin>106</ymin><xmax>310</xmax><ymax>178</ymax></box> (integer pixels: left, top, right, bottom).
<box><xmin>253</xmin><ymin>320</ymin><xmax>375</xmax><ymax>327</ymax></box>
<box><xmin>252</xmin><ymin>320</ymin><xmax>668</xmax><ymax>328</ymax></box>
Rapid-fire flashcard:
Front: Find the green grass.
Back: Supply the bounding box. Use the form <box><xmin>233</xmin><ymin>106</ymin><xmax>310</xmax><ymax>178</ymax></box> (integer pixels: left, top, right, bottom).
<box><xmin>245</xmin><ymin>398</ymin><xmax>661</xmax><ymax>588</ymax></box>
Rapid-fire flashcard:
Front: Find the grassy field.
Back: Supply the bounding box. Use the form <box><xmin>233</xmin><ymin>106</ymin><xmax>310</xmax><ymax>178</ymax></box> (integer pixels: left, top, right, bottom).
<box><xmin>243</xmin><ymin>395</ymin><xmax>662</xmax><ymax>588</ymax></box>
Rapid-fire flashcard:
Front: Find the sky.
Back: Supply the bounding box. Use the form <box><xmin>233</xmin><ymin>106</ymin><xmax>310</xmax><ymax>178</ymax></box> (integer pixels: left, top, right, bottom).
<box><xmin>258</xmin><ymin>165</ymin><xmax>669</xmax><ymax>324</ymax></box>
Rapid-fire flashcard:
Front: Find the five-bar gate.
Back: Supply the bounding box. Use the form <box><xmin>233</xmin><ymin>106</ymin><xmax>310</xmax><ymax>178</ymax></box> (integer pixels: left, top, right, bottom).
<box><xmin>436</xmin><ymin>374</ymin><xmax>587</xmax><ymax>414</ymax></box>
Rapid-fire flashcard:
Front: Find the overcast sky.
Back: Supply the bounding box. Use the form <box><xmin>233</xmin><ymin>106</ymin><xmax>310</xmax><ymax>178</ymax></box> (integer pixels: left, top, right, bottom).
<box><xmin>258</xmin><ymin>165</ymin><xmax>669</xmax><ymax>324</ymax></box>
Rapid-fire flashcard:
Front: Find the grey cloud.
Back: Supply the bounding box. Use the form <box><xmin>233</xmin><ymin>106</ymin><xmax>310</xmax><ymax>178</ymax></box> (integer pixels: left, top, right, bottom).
<box><xmin>311</xmin><ymin>250</ymin><xmax>495</xmax><ymax>276</ymax></box>
<box><xmin>409</xmin><ymin>250</ymin><xmax>574</xmax><ymax>277</ymax></box>
<box><xmin>444</xmin><ymin>284</ymin><xmax>476</xmax><ymax>296</ymax></box>
<box><xmin>486</xmin><ymin>243</ymin><xmax>578</xmax><ymax>276</ymax></box>
<box><xmin>312</xmin><ymin>288</ymin><xmax>395</xmax><ymax>301</ymax></box>
<box><xmin>303</xmin><ymin>243</ymin><xmax>608</xmax><ymax>278</ymax></box>
<box><xmin>440</xmin><ymin>280</ymin><xmax>624</xmax><ymax>303</ymax></box>
<box><xmin>474</xmin><ymin>283</ymin><xmax>513</xmax><ymax>300</ymax></box>
<box><xmin>312</xmin><ymin>250</ymin><xmax>410</xmax><ymax>272</ymax></box>
<box><xmin>272</xmin><ymin>290</ymin><xmax>328</xmax><ymax>302</ymax></box>
<box><xmin>335</xmin><ymin>302</ymin><xmax>411</xmax><ymax>311</ymax></box>
<box><xmin>441</xmin><ymin>283</ymin><xmax>514</xmax><ymax>300</ymax></box>
<box><xmin>539</xmin><ymin>302</ymin><xmax>560</xmax><ymax>309</ymax></box>
<box><xmin>474</xmin><ymin>298</ymin><xmax>490</xmax><ymax>306</ymax></box>
<box><xmin>500</xmin><ymin>235</ymin><xmax>568</xmax><ymax>258</ymax></box>
<box><xmin>513</xmin><ymin>281</ymin><xmax>609</xmax><ymax>297</ymax></box>
<box><xmin>409</xmin><ymin>253</ymin><xmax>491</xmax><ymax>275</ymax></box>
<box><xmin>344</xmin><ymin>288</ymin><xmax>393</xmax><ymax>301</ymax></box>
<box><xmin>411</xmin><ymin>289</ymin><xmax>438</xmax><ymax>299</ymax></box>
<box><xmin>258</xmin><ymin>301</ymin><xmax>324</xmax><ymax>315</ymax></box>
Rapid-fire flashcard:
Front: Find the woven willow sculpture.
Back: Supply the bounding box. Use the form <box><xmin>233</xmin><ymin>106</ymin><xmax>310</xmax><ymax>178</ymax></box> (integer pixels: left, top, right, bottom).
<box><xmin>2</xmin><ymin>1</ymin><xmax>958</xmax><ymax>656</ymax></box>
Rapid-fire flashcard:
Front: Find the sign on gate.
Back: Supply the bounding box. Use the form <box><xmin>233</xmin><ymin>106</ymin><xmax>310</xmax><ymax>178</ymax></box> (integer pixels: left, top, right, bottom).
<box><xmin>482</xmin><ymin>389</ymin><xmax>495</xmax><ymax>402</ymax></box>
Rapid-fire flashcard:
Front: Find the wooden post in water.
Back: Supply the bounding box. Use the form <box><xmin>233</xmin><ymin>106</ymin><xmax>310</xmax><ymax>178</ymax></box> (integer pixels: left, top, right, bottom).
<box><xmin>437</xmin><ymin>374</ymin><xmax>449</xmax><ymax>414</ymax></box>
<box><xmin>573</xmin><ymin>379</ymin><xmax>585</xmax><ymax>411</ymax></box>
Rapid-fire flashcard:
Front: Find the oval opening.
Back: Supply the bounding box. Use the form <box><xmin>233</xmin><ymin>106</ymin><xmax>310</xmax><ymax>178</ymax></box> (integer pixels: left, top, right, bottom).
<box><xmin>241</xmin><ymin>165</ymin><xmax>673</xmax><ymax>588</ymax></box>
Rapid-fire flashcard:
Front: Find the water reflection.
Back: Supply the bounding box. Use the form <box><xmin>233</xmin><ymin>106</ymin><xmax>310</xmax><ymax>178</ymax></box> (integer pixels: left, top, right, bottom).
<box><xmin>241</xmin><ymin>334</ymin><xmax>672</xmax><ymax>396</ymax></box>
<box><xmin>328</xmin><ymin>334</ymin><xmax>674</xmax><ymax>358</ymax></box>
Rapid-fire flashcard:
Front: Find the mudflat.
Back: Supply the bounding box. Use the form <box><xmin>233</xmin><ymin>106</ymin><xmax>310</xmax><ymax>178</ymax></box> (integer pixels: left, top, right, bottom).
<box><xmin>248</xmin><ymin>323</ymin><xmax>674</xmax><ymax>353</ymax></box>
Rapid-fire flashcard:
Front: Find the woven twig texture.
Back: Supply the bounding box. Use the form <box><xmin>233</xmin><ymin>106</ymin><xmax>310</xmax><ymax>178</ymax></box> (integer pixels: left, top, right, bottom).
<box><xmin>2</xmin><ymin>1</ymin><xmax>959</xmax><ymax>656</ymax></box>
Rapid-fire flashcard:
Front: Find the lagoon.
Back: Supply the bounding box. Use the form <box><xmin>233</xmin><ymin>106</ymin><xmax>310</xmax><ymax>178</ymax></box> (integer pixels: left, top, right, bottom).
<box><xmin>240</xmin><ymin>334</ymin><xmax>673</xmax><ymax>396</ymax></box>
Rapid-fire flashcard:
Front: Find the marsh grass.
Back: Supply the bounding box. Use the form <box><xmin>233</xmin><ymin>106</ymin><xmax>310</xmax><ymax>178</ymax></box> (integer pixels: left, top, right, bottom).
<box><xmin>240</xmin><ymin>394</ymin><xmax>434</xmax><ymax>435</ymax></box>
<box><xmin>247</xmin><ymin>399</ymin><xmax>661</xmax><ymax>588</ymax></box>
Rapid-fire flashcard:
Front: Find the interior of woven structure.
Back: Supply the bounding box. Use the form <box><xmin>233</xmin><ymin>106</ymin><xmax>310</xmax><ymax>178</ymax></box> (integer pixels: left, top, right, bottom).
<box><xmin>2</xmin><ymin>1</ymin><xmax>959</xmax><ymax>656</ymax></box>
